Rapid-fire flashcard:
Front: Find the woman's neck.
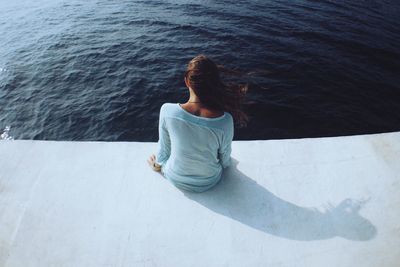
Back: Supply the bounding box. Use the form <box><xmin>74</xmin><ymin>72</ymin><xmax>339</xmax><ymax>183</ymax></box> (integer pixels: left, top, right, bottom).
<box><xmin>182</xmin><ymin>90</ymin><xmax>224</xmax><ymax>117</ymax></box>
<box><xmin>187</xmin><ymin>89</ymin><xmax>201</xmax><ymax>104</ymax></box>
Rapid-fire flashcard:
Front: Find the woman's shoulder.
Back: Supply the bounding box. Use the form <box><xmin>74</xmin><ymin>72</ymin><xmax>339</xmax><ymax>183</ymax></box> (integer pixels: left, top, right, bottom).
<box><xmin>160</xmin><ymin>102</ymin><xmax>176</xmax><ymax>109</ymax></box>
<box><xmin>223</xmin><ymin>112</ymin><xmax>234</xmax><ymax>130</ymax></box>
<box><xmin>221</xmin><ymin>111</ymin><xmax>233</xmax><ymax>125</ymax></box>
<box><xmin>160</xmin><ymin>102</ymin><xmax>186</xmax><ymax>120</ymax></box>
<box><xmin>224</xmin><ymin>111</ymin><xmax>233</xmax><ymax>121</ymax></box>
<box><xmin>159</xmin><ymin>102</ymin><xmax>177</xmax><ymax>114</ymax></box>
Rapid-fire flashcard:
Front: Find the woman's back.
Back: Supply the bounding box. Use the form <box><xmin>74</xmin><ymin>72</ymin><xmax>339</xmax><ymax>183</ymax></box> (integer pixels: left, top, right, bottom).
<box><xmin>156</xmin><ymin>103</ymin><xmax>234</xmax><ymax>192</ymax></box>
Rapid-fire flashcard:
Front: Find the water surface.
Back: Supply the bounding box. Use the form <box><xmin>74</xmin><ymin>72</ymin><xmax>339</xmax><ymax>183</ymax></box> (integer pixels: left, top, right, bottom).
<box><xmin>1</xmin><ymin>0</ymin><xmax>399</xmax><ymax>141</ymax></box>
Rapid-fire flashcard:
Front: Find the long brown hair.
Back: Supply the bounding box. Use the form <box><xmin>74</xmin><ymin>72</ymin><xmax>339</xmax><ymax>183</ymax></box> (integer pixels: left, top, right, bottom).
<box><xmin>184</xmin><ymin>54</ymin><xmax>249</xmax><ymax>127</ymax></box>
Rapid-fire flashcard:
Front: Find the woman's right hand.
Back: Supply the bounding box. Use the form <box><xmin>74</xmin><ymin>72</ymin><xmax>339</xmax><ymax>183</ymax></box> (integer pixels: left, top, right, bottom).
<box><xmin>147</xmin><ymin>154</ymin><xmax>161</xmax><ymax>172</ymax></box>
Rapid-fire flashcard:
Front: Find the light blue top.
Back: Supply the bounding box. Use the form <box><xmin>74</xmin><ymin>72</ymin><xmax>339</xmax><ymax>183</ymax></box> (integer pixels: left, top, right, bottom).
<box><xmin>156</xmin><ymin>103</ymin><xmax>234</xmax><ymax>193</ymax></box>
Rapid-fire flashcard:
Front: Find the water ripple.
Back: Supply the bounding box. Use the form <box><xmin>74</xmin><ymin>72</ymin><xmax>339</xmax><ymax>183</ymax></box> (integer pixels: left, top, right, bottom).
<box><xmin>0</xmin><ymin>0</ymin><xmax>399</xmax><ymax>141</ymax></box>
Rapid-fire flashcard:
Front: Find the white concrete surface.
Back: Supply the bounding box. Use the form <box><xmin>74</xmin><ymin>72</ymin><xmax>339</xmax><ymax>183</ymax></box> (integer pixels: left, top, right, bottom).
<box><xmin>0</xmin><ymin>131</ymin><xmax>399</xmax><ymax>267</ymax></box>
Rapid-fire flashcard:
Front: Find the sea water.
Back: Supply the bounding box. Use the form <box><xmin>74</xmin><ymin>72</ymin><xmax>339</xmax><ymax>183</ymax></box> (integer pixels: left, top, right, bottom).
<box><xmin>0</xmin><ymin>0</ymin><xmax>399</xmax><ymax>141</ymax></box>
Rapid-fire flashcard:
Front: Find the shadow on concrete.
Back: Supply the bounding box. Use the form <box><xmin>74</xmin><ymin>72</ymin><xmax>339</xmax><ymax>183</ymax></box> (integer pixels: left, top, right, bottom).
<box><xmin>182</xmin><ymin>158</ymin><xmax>377</xmax><ymax>241</ymax></box>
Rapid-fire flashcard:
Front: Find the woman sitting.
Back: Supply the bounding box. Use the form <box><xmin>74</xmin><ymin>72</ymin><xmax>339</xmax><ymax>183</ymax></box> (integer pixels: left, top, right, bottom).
<box><xmin>147</xmin><ymin>54</ymin><xmax>248</xmax><ymax>193</ymax></box>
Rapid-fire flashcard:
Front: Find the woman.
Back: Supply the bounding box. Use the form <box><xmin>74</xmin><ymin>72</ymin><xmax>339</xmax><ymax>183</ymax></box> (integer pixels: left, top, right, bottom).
<box><xmin>147</xmin><ymin>54</ymin><xmax>248</xmax><ymax>193</ymax></box>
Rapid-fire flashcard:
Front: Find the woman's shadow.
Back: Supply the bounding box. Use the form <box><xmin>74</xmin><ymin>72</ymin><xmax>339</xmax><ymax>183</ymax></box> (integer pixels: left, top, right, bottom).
<box><xmin>180</xmin><ymin>158</ymin><xmax>377</xmax><ymax>241</ymax></box>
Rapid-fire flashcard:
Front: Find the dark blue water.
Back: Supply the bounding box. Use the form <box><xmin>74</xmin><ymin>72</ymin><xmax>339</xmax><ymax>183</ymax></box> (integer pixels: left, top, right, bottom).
<box><xmin>1</xmin><ymin>0</ymin><xmax>399</xmax><ymax>141</ymax></box>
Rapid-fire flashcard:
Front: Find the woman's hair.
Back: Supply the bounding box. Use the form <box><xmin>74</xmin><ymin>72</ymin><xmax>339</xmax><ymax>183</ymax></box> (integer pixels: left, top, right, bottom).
<box><xmin>184</xmin><ymin>54</ymin><xmax>249</xmax><ymax>127</ymax></box>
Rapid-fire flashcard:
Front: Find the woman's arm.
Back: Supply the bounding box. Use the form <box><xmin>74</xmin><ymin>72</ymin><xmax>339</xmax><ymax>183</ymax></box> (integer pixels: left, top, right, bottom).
<box><xmin>218</xmin><ymin>115</ymin><xmax>234</xmax><ymax>168</ymax></box>
<box><xmin>156</xmin><ymin>104</ymin><xmax>171</xmax><ymax>166</ymax></box>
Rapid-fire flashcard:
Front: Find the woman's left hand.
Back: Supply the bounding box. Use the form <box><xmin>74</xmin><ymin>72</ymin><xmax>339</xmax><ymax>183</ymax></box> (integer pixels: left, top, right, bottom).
<box><xmin>147</xmin><ymin>154</ymin><xmax>161</xmax><ymax>172</ymax></box>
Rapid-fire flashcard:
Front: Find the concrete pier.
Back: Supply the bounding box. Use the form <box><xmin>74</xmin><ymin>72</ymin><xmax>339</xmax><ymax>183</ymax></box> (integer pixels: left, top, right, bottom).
<box><xmin>0</xmin><ymin>131</ymin><xmax>399</xmax><ymax>266</ymax></box>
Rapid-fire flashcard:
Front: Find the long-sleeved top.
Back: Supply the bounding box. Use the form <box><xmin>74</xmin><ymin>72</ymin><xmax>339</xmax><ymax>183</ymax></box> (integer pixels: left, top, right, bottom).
<box><xmin>156</xmin><ymin>102</ymin><xmax>234</xmax><ymax>193</ymax></box>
